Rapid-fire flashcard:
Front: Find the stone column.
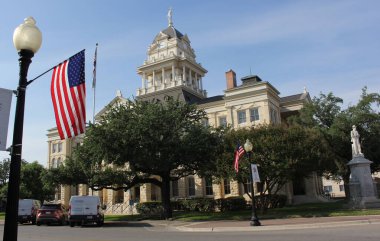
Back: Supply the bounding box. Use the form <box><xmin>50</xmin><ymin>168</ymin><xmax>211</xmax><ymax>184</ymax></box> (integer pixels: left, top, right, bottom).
<box><xmin>172</xmin><ymin>65</ymin><xmax>175</xmax><ymax>84</ymax></box>
<box><xmin>188</xmin><ymin>69</ymin><xmax>192</xmax><ymax>86</ymax></box>
<box><xmin>212</xmin><ymin>183</ymin><xmax>222</xmax><ymax>199</ymax></box>
<box><xmin>195</xmin><ymin>175</ymin><xmax>203</xmax><ymax>197</ymax></box>
<box><xmin>182</xmin><ymin>66</ymin><xmax>186</xmax><ymax>85</ymax></box>
<box><xmin>139</xmin><ymin>184</ymin><xmax>151</xmax><ymax>203</ymax></box>
<box><xmin>162</xmin><ymin>68</ymin><xmax>165</xmax><ymax>87</ymax></box>
<box><xmin>230</xmin><ymin>180</ymin><xmax>240</xmax><ymax>196</ymax></box>
<box><xmin>152</xmin><ymin>70</ymin><xmax>156</xmax><ymax>89</ymax></box>
<box><xmin>178</xmin><ymin>178</ymin><xmax>186</xmax><ymax>198</ymax></box>
<box><xmin>142</xmin><ymin>72</ymin><xmax>146</xmax><ymax>89</ymax></box>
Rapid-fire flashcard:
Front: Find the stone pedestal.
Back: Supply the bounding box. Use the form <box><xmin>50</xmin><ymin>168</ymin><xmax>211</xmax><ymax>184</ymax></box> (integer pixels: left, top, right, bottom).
<box><xmin>347</xmin><ymin>155</ymin><xmax>380</xmax><ymax>208</ymax></box>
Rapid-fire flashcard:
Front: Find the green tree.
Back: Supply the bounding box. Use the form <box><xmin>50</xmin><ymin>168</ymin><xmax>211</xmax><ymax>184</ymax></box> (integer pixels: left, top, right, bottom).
<box><xmin>0</xmin><ymin>160</ymin><xmax>56</xmax><ymax>204</ymax></box>
<box><xmin>212</xmin><ymin>125</ymin><xmax>328</xmax><ymax>209</ymax></box>
<box><xmin>0</xmin><ymin>158</ymin><xmax>11</xmax><ymax>187</ymax></box>
<box><xmin>47</xmin><ymin>97</ymin><xmax>223</xmax><ymax>219</ymax></box>
<box><xmin>288</xmin><ymin>88</ymin><xmax>380</xmax><ymax>196</ymax></box>
<box><xmin>20</xmin><ymin>161</ymin><xmax>56</xmax><ymax>202</ymax></box>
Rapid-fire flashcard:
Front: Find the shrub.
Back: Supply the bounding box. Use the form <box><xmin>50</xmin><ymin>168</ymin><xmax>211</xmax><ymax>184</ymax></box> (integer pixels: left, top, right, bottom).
<box><xmin>135</xmin><ymin>201</ymin><xmax>163</xmax><ymax>216</ymax></box>
<box><xmin>174</xmin><ymin>198</ymin><xmax>216</xmax><ymax>212</ymax></box>
<box><xmin>254</xmin><ymin>194</ymin><xmax>287</xmax><ymax>210</ymax></box>
<box><xmin>215</xmin><ymin>196</ymin><xmax>247</xmax><ymax>211</ymax></box>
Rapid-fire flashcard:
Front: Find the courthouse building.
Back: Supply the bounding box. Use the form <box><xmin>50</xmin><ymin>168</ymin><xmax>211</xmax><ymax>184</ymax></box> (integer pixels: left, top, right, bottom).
<box><xmin>47</xmin><ymin>14</ymin><xmax>326</xmax><ymax>213</ymax></box>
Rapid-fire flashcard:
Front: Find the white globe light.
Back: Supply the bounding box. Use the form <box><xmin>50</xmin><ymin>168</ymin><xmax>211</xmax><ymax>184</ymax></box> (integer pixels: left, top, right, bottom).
<box><xmin>244</xmin><ymin>139</ymin><xmax>253</xmax><ymax>152</ymax></box>
<box><xmin>13</xmin><ymin>17</ymin><xmax>42</xmax><ymax>53</ymax></box>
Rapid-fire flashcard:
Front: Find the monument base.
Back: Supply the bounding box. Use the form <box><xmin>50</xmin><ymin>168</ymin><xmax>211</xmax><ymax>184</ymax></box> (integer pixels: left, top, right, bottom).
<box><xmin>349</xmin><ymin>197</ymin><xmax>380</xmax><ymax>209</ymax></box>
<box><xmin>348</xmin><ymin>155</ymin><xmax>380</xmax><ymax>209</ymax></box>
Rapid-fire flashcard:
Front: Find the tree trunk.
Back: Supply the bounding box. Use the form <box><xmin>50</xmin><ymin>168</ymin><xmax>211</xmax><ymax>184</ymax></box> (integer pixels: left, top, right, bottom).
<box><xmin>160</xmin><ymin>175</ymin><xmax>172</xmax><ymax>219</ymax></box>
<box><xmin>343</xmin><ymin>173</ymin><xmax>351</xmax><ymax>199</ymax></box>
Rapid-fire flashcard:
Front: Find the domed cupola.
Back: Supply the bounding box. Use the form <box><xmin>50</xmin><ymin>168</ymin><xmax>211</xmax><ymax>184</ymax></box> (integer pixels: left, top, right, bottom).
<box><xmin>136</xmin><ymin>8</ymin><xmax>208</xmax><ymax>102</ymax></box>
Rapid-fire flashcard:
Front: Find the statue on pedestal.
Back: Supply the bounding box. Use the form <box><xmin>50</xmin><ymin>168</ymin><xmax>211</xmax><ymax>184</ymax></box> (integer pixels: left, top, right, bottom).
<box><xmin>351</xmin><ymin>125</ymin><xmax>362</xmax><ymax>157</ymax></box>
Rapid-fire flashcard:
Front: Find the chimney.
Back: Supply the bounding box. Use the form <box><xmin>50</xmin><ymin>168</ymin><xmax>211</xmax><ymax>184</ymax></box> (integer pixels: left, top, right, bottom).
<box><xmin>226</xmin><ymin>69</ymin><xmax>237</xmax><ymax>89</ymax></box>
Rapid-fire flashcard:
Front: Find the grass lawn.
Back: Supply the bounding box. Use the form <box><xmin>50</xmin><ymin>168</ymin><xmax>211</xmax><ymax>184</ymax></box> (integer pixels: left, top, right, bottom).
<box><xmin>104</xmin><ymin>200</ymin><xmax>380</xmax><ymax>222</ymax></box>
<box><xmin>2</xmin><ymin>201</ymin><xmax>379</xmax><ymax>222</ymax></box>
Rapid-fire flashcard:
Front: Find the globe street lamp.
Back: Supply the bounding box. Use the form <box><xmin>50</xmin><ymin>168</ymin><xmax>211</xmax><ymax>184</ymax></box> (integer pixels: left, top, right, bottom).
<box><xmin>243</xmin><ymin>139</ymin><xmax>261</xmax><ymax>226</ymax></box>
<box><xmin>3</xmin><ymin>17</ymin><xmax>42</xmax><ymax>241</ymax></box>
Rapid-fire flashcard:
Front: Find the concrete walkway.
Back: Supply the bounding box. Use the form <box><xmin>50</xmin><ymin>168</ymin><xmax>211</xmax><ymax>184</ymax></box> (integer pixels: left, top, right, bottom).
<box><xmin>171</xmin><ymin>215</ymin><xmax>380</xmax><ymax>232</ymax></box>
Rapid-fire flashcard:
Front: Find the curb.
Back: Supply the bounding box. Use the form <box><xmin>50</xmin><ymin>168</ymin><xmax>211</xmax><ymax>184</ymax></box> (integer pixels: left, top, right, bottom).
<box><xmin>175</xmin><ymin>219</ymin><xmax>380</xmax><ymax>232</ymax></box>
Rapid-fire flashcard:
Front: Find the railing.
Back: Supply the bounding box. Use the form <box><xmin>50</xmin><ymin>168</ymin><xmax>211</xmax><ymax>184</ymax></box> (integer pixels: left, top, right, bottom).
<box><xmin>104</xmin><ymin>201</ymin><xmax>138</xmax><ymax>215</ymax></box>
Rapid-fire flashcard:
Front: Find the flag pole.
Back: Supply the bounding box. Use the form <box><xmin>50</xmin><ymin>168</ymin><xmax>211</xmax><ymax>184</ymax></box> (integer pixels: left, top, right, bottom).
<box><xmin>26</xmin><ymin>49</ymin><xmax>85</xmax><ymax>86</ymax></box>
<box><xmin>92</xmin><ymin>43</ymin><xmax>98</xmax><ymax>124</ymax></box>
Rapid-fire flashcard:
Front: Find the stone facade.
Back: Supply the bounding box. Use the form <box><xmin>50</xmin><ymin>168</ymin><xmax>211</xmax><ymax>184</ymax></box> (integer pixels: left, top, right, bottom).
<box><xmin>46</xmin><ymin>13</ymin><xmax>325</xmax><ymax>213</ymax></box>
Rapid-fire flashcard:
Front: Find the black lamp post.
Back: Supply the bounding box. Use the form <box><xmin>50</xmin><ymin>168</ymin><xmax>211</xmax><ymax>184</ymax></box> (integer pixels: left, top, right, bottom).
<box><xmin>243</xmin><ymin>139</ymin><xmax>261</xmax><ymax>226</ymax></box>
<box><xmin>3</xmin><ymin>17</ymin><xmax>42</xmax><ymax>241</ymax></box>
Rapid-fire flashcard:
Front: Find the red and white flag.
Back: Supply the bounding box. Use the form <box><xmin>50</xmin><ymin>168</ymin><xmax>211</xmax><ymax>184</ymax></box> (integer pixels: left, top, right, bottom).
<box><xmin>234</xmin><ymin>144</ymin><xmax>245</xmax><ymax>173</ymax></box>
<box><xmin>51</xmin><ymin>50</ymin><xmax>86</xmax><ymax>140</ymax></box>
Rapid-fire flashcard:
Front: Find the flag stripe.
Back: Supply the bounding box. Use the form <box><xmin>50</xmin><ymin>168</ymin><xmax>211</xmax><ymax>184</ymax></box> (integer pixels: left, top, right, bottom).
<box><xmin>234</xmin><ymin>144</ymin><xmax>245</xmax><ymax>173</ymax></box>
<box><xmin>56</xmin><ymin>62</ymin><xmax>72</xmax><ymax>138</ymax></box>
<box><xmin>51</xmin><ymin>50</ymin><xmax>86</xmax><ymax>140</ymax></box>
<box><xmin>61</xmin><ymin>62</ymin><xmax>78</xmax><ymax>137</ymax></box>
<box><xmin>50</xmin><ymin>67</ymin><xmax>65</xmax><ymax>139</ymax></box>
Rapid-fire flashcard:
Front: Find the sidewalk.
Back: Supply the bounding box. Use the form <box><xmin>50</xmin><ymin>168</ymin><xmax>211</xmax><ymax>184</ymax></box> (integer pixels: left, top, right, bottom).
<box><xmin>171</xmin><ymin>215</ymin><xmax>380</xmax><ymax>232</ymax></box>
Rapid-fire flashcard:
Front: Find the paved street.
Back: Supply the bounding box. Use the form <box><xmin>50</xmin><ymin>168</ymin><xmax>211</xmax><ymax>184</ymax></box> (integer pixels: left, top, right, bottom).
<box><xmin>1</xmin><ymin>216</ymin><xmax>380</xmax><ymax>241</ymax></box>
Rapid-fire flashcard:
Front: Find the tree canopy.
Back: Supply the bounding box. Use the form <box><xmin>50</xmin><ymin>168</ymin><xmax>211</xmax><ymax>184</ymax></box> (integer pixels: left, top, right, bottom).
<box><xmin>288</xmin><ymin>87</ymin><xmax>380</xmax><ymax>195</ymax></box>
<box><xmin>212</xmin><ymin>125</ymin><xmax>329</xmax><ymax>202</ymax></box>
<box><xmin>47</xmin><ymin>97</ymin><xmax>223</xmax><ymax>218</ymax></box>
<box><xmin>0</xmin><ymin>160</ymin><xmax>55</xmax><ymax>204</ymax></box>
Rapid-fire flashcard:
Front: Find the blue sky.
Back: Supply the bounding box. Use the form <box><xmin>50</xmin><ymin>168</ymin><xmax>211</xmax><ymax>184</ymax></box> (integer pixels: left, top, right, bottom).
<box><xmin>1</xmin><ymin>0</ymin><xmax>379</xmax><ymax>166</ymax></box>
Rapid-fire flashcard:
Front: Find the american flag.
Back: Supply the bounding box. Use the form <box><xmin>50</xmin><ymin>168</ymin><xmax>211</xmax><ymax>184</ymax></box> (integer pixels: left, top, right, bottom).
<box><xmin>51</xmin><ymin>50</ymin><xmax>86</xmax><ymax>140</ymax></box>
<box><xmin>234</xmin><ymin>143</ymin><xmax>245</xmax><ymax>173</ymax></box>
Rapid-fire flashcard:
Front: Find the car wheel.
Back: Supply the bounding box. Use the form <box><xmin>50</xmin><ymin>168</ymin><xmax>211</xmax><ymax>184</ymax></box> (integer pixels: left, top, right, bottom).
<box><xmin>32</xmin><ymin>220</ymin><xmax>36</xmax><ymax>225</ymax></box>
<box><xmin>69</xmin><ymin>222</ymin><xmax>75</xmax><ymax>227</ymax></box>
<box><xmin>36</xmin><ymin>222</ymin><xmax>41</xmax><ymax>226</ymax></box>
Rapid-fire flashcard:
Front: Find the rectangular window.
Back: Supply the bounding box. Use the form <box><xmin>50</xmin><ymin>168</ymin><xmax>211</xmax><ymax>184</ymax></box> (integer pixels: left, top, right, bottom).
<box><xmin>202</xmin><ymin>118</ymin><xmax>209</xmax><ymax>127</ymax></box>
<box><xmin>237</xmin><ymin>110</ymin><xmax>246</xmax><ymax>124</ymax></box>
<box><xmin>243</xmin><ymin>179</ymin><xmax>252</xmax><ymax>194</ymax></box>
<box><xmin>218</xmin><ymin>116</ymin><xmax>227</xmax><ymax>127</ymax></box>
<box><xmin>323</xmin><ymin>185</ymin><xmax>333</xmax><ymax>193</ymax></box>
<box><xmin>205</xmin><ymin>177</ymin><xmax>213</xmax><ymax>196</ymax></box>
<box><xmin>224</xmin><ymin>179</ymin><xmax>231</xmax><ymax>195</ymax></box>
<box><xmin>250</xmin><ymin>108</ymin><xmax>260</xmax><ymax>122</ymax></box>
<box><xmin>172</xmin><ymin>180</ymin><xmax>179</xmax><ymax>197</ymax></box>
<box><xmin>52</xmin><ymin>143</ymin><xmax>56</xmax><ymax>153</ymax></box>
<box><xmin>339</xmin><ymin>185</ymin><xmax>345</xmax><ymax>192</ymax></box>
<box><xmin>270</xmin><ymin>108</ymin><xmax>278</xmax><ymax>123</ymax></box>
<box><xmin>58</xmin><ymin>143</ymin><xmax>62</xmax><ymax>152</ymax></box>
<box><xmin>188</xmin><ymin>176</ymin><xmax>195</xmax><ymax>196</ymax></box>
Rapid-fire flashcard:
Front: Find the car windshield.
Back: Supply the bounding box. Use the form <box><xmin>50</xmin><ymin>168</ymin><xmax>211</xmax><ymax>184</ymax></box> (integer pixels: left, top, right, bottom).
<box><xmin>40</xmin><ymin>204</ymin><xmax>62</xmax><ymax>210</ymax></box>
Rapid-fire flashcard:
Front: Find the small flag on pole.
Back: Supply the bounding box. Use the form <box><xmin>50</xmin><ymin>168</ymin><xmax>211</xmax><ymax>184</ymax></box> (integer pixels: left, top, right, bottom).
<box><xmin>92</xmin><ymin>43</ymin><xmax>98</xmax><ymax>89</ymax></box>
<box><xmin>234</xmin><ymin>143</ymin><xmax>245</xmax><ymax>173</ymax></box>
<box><xmin>51</xmin><ymin>50</ymin><xmax>86</xmax><ymax>140</ymax></box>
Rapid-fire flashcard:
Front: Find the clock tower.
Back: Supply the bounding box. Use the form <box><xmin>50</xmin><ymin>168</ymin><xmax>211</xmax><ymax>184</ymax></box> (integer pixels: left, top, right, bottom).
<box><xmin>136</xmin><ymin>9</ymin><xmax>207</xmax><ymax>103</ymax></box>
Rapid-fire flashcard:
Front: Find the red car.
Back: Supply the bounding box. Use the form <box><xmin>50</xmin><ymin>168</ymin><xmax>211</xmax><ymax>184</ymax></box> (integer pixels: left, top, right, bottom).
<box><xmin>36</xmin><ymin>203</ymin><xmax>68</xmax><ymax>226</ymax></box>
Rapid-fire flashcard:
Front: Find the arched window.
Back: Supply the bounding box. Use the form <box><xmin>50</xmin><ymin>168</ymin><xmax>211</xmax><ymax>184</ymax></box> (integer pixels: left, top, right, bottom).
<box><xmin>51</xmin><ymin>158</ymin><xmax>56</xmax><ymax>168</ymax></box>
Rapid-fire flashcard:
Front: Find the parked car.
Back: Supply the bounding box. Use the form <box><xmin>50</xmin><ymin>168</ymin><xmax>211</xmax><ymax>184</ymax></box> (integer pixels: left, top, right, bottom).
<box><xmin>18</xmin><ymin>199</ymin><xmax>41</xmax><ymax>224</ymax></box>
<box><xmin>36</xmin><ymin>203</ymin><xmax>68</xmax><ymax>226</ymax></box>
<box><xmin>68</xmin><ymin>196</ymin><xmax>105</xmax><ymax>227</ymax></box>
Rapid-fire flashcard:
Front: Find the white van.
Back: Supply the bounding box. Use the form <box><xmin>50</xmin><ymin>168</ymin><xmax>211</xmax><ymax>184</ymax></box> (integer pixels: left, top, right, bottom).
<box><xmin>68</xmin><ymin>196</ymin><xmax>105</xmax><ymax>227</ymax></box>
<box><xmin>18</xmin><ymin>199</ymin><xmax>41</xmax><ymax>224</ymax></box>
